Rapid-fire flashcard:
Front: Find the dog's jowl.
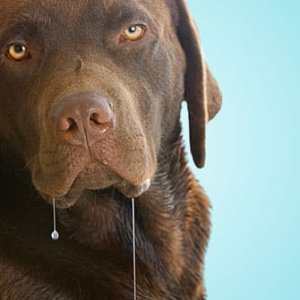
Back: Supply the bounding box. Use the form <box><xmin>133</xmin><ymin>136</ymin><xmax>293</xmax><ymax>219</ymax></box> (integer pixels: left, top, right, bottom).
<box><xmin>0</xmin><ymin>0</ymin><xmax>221</xmax><ymax>299</ymax></box>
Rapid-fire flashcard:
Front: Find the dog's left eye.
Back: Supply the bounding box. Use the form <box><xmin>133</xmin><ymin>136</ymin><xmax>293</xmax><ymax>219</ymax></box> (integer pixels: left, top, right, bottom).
<box><xmin>121</xmin><ymin>25</ymin><xmax>146</xmax><ymax>42</ymax></box>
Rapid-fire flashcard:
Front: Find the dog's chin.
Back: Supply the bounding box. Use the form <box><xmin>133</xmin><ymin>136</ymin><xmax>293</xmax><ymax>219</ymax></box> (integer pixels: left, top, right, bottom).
<box><xmin>40</xmin><ymin>178</ymin><xmax>151</xmax><ymax>209</ymax></box>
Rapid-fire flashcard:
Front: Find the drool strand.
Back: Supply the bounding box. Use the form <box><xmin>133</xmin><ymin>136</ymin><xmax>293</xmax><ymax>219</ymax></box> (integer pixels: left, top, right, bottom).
<box><xmin>132</xmin><ymin>197</ymin><xmax>137</xmax><ymax>300</ymax></box>
<box><xmin>51</xmin><ymin>198</ymin><xmax>59</xmax><ymax>240</ymax></box>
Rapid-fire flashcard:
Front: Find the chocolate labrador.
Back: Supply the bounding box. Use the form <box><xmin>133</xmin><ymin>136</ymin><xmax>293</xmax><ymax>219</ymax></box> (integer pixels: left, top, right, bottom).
<box><xmin>0</xmin><ymin>0</ymin><xmax>222</xmax><ymax>299</ymax></box>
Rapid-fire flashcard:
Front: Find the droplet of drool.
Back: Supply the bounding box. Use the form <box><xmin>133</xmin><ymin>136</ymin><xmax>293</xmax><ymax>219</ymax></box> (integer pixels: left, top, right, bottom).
<box><xmin>51</xmin><ymin>230</ymin><xmax>59</xmax><ymax>240</ymax></box>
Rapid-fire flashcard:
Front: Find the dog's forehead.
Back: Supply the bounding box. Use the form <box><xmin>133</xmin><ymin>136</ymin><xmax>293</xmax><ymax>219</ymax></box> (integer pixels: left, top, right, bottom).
<box><xmin>0</xmin><ymin>0</ymin><xmax>171</xmax><ymax>28</ymax></box>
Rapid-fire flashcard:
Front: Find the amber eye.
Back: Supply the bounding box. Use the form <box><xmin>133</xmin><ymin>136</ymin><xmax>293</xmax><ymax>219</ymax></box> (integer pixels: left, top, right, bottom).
<box><xmin>7</xmin><ymin>44</ymin><xmax>29</xmax><ymax>61</ymax></box>
<box><xmin>122</xmin><ymin>25</ymin><xmax>146</xmax><ymax>42</ymax></box>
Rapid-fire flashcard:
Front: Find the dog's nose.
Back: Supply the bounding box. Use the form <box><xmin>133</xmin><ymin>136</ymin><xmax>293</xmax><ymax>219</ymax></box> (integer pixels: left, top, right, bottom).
<box><xmin>53</xmin><ymin>92</ymin><xmax>114</xmax><ymax>145</ymax></box>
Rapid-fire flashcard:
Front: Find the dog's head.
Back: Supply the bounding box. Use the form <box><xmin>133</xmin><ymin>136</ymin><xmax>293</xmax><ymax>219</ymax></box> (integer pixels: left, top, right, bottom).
<box><xmin>0</xmin><ymin>0</ymin><xmax>221</xmax><ymax>208</ymax></box>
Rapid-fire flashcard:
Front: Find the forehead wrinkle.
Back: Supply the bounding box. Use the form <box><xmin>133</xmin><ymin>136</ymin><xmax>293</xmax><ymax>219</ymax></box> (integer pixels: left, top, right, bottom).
<box><xmin>0</xmin><ymin>0</ymin><xmax>171</xmax><ymax>46</ymax></box>
<box><xmin>38</xmin><ymin>0</ymin><xmax>89</xmax><ymax>23</ymax></box>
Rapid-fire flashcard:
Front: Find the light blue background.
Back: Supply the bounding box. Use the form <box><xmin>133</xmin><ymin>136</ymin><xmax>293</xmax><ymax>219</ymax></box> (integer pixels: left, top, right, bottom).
<box><xmin>182</xmin><ymin>1</ymin><xmax>300</xmax><ymax>299</ymax></box>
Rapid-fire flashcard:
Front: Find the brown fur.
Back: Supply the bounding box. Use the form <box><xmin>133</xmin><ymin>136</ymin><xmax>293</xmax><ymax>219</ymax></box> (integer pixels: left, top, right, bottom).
<box><xmin>0</xmin><ymin>0</ymin><xmax>221</xmax><ymax>299</ymax></box>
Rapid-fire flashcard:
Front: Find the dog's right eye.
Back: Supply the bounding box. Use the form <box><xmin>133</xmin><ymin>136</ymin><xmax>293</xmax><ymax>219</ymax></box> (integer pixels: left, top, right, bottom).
<box><xmin>7</xmin><ymin>43</ymin><xmax>30</xmax><ymax>61</ymax></box>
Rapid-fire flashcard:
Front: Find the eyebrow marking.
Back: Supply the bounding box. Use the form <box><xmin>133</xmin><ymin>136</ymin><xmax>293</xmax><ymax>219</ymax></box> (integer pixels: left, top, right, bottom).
<box><xmin>106</xmin><ymin>4</ymin><xmax>151</xmax><ymax>29</ymax></box>
<box><xmin>0</xmin><ymin>8</ymin><xmax>56</xmax><ymax>38</ymax></box>
<box><xmin>5</xmin><ymin>9</ymin><xmax>54</xmax><ymax>29</ymax></box>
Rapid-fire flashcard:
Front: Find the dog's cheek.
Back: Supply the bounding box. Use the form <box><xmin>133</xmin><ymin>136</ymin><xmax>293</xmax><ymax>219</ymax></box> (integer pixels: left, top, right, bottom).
<box><xmin>136</xmin><ymin>41</ymin><xmax>185</xmax><ymax>140</ymax></box>
<box><xmin>0</xmin><ymin>73</ymin><xmax>40</xmax><ymax>160</ymax></box>
<box><xmin>148</xmin><ymin>42</ymin><xmax>185</xmax><ymax>141</ymax></box>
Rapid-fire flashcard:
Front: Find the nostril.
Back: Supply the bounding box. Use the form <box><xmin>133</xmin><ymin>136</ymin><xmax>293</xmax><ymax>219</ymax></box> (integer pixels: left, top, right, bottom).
<box><xmin>67</xmin><ymin>118</ymin><xmax>78</xmax><ymax>131</ymax></box>
<box><xmin>90</xmin><ymin>113</ymin><xmax>103</xmax><ymax>125</ymax></box>
<box><xmin>89</xmin><ymin>109</ymin><xmax>113</xmax><ymax>126</ymax></box>
<box><xmin>57</xmin><ymin>117</ymin><xmax>78</xmax><ymax>132</ymax></box>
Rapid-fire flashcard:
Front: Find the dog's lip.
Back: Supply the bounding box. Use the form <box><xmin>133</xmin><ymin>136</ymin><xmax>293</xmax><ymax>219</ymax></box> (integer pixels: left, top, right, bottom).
<box><xmin>40</xmin><ymin>188</ymin><xmax>82</xmax><ymax>209</ymax></box>
<box><xmin>116</xmin><ymin>179</ymin><xmax>151</xmax><ymax>198</ymax></box>
<box><xmin>40</xmin><ymin>178</ymin><xmax>152</xmax><ymax>209</ymax></box>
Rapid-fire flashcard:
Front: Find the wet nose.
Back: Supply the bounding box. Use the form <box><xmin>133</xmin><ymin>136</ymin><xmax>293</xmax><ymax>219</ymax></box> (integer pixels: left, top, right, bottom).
<box><xmin>53</xmin><ymin>92</ymin><xmax>114</xmax><ymax>145</ymax></box>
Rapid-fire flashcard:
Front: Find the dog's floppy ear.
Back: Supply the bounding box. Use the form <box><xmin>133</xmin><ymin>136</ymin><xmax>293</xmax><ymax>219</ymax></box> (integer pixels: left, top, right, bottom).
<box><xmin>172</xmin><ymin>0</ymin><xmax>222</xmax><ymax>168</ymax></box>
